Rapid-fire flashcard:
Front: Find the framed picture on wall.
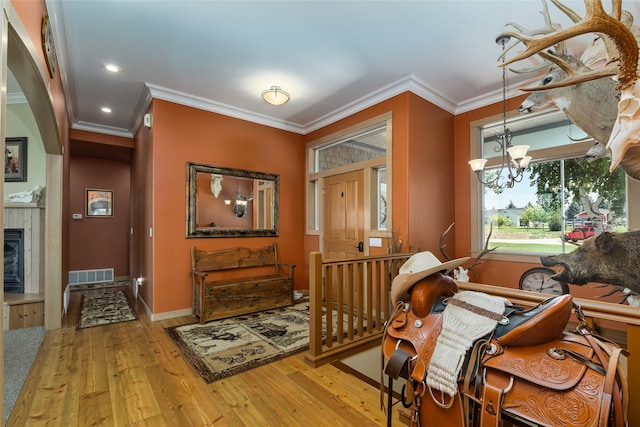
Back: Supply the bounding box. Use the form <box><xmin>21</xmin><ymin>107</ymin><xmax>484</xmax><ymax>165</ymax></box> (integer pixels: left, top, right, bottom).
<box><xmin>5</xmin><ymin>137</ymin><xmax>27</xmax><ymax>182</ymax></box>
<box><xmin>86</xmin><ymin>189</ymin><xmax>114</xmax><ymax>217</ymax></box>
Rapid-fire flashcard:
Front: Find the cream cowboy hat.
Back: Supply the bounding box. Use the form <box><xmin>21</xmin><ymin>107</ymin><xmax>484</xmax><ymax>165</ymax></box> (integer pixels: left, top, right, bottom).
<box><xmin>391</xmin><ymin>251</ymin><xmax>470</xmax><ymax>304</ymax></box>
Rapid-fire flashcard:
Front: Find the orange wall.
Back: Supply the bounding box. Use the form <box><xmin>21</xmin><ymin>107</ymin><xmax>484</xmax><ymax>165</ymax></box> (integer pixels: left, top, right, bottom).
<box><xmin>406</xmin><ymin>93</ymin><xmax>456</xmax><ymax>254</ymax></box>
<box><xmin>146</xmin><ymin>100</ymin><xmax>306</xmax><ymax>314</ymax></box>
<box><xmin>70</xmin><ymin>129</ymin><xmax>134</xmax><ymax>148</ymax></box>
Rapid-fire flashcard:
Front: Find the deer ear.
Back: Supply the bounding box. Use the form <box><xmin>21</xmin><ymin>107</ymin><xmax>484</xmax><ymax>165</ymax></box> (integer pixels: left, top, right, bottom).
<box><xmin>595</xmin><ymin>232</ymin><xmax>616</xmax><ymax>254</ymax></box>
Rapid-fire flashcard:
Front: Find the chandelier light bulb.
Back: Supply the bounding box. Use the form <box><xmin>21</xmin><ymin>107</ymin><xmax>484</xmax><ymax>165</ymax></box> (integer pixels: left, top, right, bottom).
<box><xmin>468</xmin><ymin>158</ymin><xmax>488</xmax><ymax>172</ymax></box>
<box><xmin>507</xmin><ymin>145</ymin><xmax>530</xmax><ymax>161</ymax></box>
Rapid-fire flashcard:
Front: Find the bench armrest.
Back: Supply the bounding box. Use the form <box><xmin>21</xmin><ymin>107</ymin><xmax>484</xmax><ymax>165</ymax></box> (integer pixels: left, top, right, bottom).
<box><xmin>191</xmin><ymin>270</ymin><xmax>209</xmax><ymax>284</ymax></box>
<box><xmin>276</xmin><ymin>262</ymin><xmax>296</xmax><ymax>278</ymax></box>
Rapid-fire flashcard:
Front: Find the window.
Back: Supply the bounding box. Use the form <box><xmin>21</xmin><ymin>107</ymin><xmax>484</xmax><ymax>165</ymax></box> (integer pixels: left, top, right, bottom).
<box><xmin>471</xmin><ymin>110</ymin><xmax>632</xmax><ymax>260</ymax></box>
<box><xmin>377</xmin><ymin>167</ymin><xmax>387</xmax><ymax>230</ymax></box>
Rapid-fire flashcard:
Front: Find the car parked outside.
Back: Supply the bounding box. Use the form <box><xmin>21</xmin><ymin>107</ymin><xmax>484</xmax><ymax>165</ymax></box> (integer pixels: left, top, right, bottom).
<box><xmin>563</xmin><ymin>226</ymin><xmax>596</xmax><ymax>242</ymax></box>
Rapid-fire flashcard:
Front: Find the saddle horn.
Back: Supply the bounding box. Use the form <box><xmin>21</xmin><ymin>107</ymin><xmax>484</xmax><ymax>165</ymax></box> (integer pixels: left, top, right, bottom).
<box><xmin>410</xmin><ymin>273</ymin><xmax>458</xmax><ymax>318</ymax></box>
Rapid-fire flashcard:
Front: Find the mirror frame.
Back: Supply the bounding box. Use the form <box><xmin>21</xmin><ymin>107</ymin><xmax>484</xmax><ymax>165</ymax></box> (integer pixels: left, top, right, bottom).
<box><xmin>186</xmin><ymin>162</ymin><xmax>279</xmax><ymax>238</ymax></box>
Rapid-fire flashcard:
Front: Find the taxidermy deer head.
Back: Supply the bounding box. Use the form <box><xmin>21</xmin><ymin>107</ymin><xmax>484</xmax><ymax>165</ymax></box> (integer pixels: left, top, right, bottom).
<box><xmin>501</xmin><ymin>0</ymin><xmax>640</xmax><ymax>180</ymax></box>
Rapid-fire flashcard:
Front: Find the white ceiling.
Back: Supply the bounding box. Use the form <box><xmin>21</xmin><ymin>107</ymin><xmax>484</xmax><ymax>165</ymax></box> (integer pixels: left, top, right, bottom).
<box><xmin>32</xmin><ymin>0</ymin><xmax>640</xmax><ymax>138</ymax></box>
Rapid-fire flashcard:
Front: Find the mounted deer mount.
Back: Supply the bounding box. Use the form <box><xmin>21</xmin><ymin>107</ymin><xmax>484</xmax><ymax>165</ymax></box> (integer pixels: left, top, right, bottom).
<box><xmin>440</xmin><ymin>222</ymin><xmax>496</xmax><ymax>281</ymax></box>
<box><xmin>501</xmin><ymin>0</ymin><xmax>640</xmax><ymax>181</ymax></box>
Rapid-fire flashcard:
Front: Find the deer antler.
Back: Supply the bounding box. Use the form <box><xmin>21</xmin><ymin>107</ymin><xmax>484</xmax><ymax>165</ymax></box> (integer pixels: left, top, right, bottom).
<box><xmin>466</xmin><ymin>223</ymin><xmax>497</xmax><ymax>276</ymax></box>
<box><xmin>439</xmin><ymin>222</ymin><xmax>455</xmax><ymax>261</ymax></box>
<box><xmin>501</xmin><ymin>1</ymin><xmax>637</xmax><ymax>90</ymax></box>
<box><xmin>503</xmin><ymin>0</ymin><xmax>567</xmax><ymax>75</ymax></box>
<box><xmin>440</xmin><ymin>222</ymin><xmax>497</xmax><ymax>277</ymax></box>
<box><xmin>505</xmin><ymin>0</ymin><xmax>560</xmax><ymax>37</ymax></box>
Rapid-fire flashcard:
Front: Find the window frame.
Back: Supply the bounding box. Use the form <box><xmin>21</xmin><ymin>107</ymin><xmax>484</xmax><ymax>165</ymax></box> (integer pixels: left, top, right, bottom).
<box><xmin>305</xmin><ymin>113</ymin><xmax>393</xmax><ymax>250</ymax></box>
<box><xmin>469</xmin><ymin>108</ymin><xmax>640</xmax><ymax>263</ymax></box>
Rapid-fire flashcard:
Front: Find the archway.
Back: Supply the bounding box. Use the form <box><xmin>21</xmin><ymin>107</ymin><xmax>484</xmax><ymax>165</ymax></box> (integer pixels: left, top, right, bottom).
<box><xmin>5</xmin><ymin>2</ymin><xmax>63</xmax><ymax>332</ymax></box>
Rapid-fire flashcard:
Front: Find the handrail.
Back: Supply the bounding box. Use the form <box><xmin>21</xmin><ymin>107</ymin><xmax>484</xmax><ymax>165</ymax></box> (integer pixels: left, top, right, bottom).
<box><xmin>458</xmin><ymin>281</ymin><xmax>640</xmax><ymax>325</ymax></box>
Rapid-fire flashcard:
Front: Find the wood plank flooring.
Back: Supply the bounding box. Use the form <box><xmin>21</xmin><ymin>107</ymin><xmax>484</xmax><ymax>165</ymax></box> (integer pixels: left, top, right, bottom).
<box><xmin>7</xmin><ymin>286</ymin><xmax>403</xmax><ymax>426</ymax></box>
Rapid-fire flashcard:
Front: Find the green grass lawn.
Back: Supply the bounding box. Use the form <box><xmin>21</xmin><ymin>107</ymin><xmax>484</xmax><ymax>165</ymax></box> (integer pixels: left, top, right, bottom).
<box><xmin>488</xmin><ymin>241</ymin><xmax>576</xmax><ymax>254</ymax></box>
<box><xmin>484</xmin><ymin>224</ymin><xmax>627</xmax><ymax>254</ymax></box>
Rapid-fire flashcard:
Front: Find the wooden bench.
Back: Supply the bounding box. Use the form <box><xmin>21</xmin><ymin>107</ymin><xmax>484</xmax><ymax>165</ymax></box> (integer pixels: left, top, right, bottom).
<box><xmin>190</xmin><ymin>243</ymin><xmax>295</xmax><ymax>323</ymax></box>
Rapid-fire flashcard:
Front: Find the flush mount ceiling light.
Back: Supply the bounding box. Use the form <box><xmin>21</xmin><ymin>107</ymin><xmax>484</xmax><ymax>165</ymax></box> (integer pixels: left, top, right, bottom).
<box><xmin>261</xmin><ymin>85</ymin><xmax>290</xmax><ymax>106</ymax></box>
<box><xmin>104</xmin><ymin>63</ymin><xmax>121</xmax><ymax>73</ymax></box>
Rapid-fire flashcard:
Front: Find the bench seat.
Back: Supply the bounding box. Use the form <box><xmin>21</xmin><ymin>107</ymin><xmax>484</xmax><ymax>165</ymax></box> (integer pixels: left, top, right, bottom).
<box><xmin>191</xmin><ymin>244</ymin><xmax>295</xmax><ymax>323</ymax></box>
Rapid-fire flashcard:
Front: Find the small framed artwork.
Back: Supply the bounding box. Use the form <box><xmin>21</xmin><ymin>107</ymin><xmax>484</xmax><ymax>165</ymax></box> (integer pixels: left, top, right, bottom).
<box><xmin>86</xmin><ymin>189</ymin><xmax>114</xmax><ymax>217</ymax></box>
<box><xmin>5</xmin><ymin>137</ymin><xmax>27</xmax><ymax>182</ymax></box>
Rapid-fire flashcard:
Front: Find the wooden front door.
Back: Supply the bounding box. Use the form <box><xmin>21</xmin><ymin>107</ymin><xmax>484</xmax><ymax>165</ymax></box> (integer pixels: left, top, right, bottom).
<box><xmin>322</xmin><ymin>170</ymin><xmax>365</xmax><ymax>307</ymax></box>
<box><xmin>322</xmin><ymin>170</ymin><xmax>365</xmax><ymax>259</ymax></box>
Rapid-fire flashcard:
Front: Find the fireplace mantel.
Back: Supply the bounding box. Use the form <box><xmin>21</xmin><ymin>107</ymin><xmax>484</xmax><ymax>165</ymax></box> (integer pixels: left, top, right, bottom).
<box><xmin>5</xmin><ymin>201</ymin><xmax>45</xmax><ymax>209</ymax></box>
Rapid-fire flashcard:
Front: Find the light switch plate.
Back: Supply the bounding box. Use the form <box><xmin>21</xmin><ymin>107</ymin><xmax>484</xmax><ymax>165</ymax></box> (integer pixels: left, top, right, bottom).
<box><xmin>369</xmin><ymin>237</ymin><xmax>382</xmax><ymax>247</ymax></box>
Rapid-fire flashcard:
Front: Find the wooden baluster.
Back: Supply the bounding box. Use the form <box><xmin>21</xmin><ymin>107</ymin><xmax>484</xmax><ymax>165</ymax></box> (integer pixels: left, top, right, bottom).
<box><xmin>308</xmin><ymin>252</ymin><xmax>323</xmax><ymax>358</ymax></box>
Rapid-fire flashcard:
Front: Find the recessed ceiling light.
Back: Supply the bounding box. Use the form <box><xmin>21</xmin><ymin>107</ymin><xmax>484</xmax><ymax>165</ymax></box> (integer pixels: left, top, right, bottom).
<box><xmin>101</xmin><ymin>107</ymin><xmax>112</xmax><ymax>113</ymax></box>
<box><xmin>105</xmin><ymin>63</ymin><xmax>121</xmax><ymax>73</ymax></box>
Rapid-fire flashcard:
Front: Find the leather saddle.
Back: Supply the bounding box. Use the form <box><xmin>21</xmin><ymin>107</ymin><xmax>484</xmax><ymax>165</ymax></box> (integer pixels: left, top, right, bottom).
<box><xmin>381</xmin><ymin>272</ymin><xmax>629</xmax><ymax>427</ymax></box>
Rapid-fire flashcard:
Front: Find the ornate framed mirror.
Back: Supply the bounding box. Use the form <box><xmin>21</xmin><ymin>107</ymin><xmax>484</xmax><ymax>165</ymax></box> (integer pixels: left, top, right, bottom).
<box><xmin>186</xmin><ymin>162</ymin><xmax>279</xmax><ymax>237</ymax></box>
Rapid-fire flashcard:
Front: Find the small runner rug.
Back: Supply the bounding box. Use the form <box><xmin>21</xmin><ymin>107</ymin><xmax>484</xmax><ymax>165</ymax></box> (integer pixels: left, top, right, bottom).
<box><xmin>78</xmin><ymin>290</ymin><xmax>137</xmax><ymax>329</ymax></box>
<box><xmin>70</xmin><ymin>279</ymin><xmax>129</xmax><ymax>292</ymax></box>
<box><xmin>166</xmin><ymin>300</ymin><xmax>347</xmax><ymax>383</ymax></box>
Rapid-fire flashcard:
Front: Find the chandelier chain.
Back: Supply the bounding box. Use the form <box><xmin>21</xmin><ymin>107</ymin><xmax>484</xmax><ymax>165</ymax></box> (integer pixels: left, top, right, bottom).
<box><xmin>467</xmin><ymin>35</ymin><xmax>530</xmax><ymax>190</ymax></box>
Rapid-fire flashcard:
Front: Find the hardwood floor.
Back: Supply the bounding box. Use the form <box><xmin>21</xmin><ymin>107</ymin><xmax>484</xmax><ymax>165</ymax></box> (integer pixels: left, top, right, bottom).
<box><xmin>7</xmin><ymin>287</ymin><xmax>403</xmax><ymax>426</ymax></box>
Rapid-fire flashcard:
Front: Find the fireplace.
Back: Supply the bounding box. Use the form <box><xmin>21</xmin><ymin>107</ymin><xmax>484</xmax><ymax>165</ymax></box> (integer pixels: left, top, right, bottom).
<box><xmin>4</xmin><ymin>228</ymin><xmax>24</xmax><ymax>293</ymax></box>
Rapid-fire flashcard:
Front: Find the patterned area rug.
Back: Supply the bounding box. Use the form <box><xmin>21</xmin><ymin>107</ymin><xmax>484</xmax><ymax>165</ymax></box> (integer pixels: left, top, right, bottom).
<box><xmin>70</xmin><ymin>279</ymin><xmax>129</xmax><ymax>292</ymax></box>
<box><xmin>78</xmin><ymin>290</ymin><xmax>137</xmax><ymax>329</ymax></box>
<box><xmin>167</xmin><ymin>301</ymin><xmax>343</xmax><ymax>383</ymax></box>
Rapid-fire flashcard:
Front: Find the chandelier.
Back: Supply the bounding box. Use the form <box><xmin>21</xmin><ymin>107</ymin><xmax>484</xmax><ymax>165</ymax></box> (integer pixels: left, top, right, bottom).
<box><xmin>224</xmin><ymin>187</ymin><xmax>254</xmax><ymax>217</ymax></box>
<box><xmin>468</xmin><ymin>35</ymin><xmax>531</xmax><ymax>189</ymax></box>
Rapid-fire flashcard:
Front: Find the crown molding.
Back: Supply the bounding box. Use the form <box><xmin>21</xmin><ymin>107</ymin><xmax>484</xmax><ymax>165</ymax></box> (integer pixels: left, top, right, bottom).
<box><xmin>46</xmin><ymin>0</ymin><xmax>80</xmax><ymax>134</ymax></box>
<box><xmin>302</xmin><ymin>74</ymin><xmax>457</xmax><ymax>134</ymax></box>
<box><xmin>72</xmin><ymin>121</ymin><xmax>133</xmax><ymax>139</ymax></box>
<box><xmin>144</xmin><ymin>83</ymin><xmax>306</xmax><ymax>134</ymax></box>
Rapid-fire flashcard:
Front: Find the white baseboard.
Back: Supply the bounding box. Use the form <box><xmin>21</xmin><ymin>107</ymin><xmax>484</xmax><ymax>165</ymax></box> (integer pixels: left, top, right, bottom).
<box><xmin>150</xmin><ymin>307</ymin><xmax>193</xmax><ymax>321</ymax></box>
<box><xmin>136</xmin><ymin>296</ymin><xmax>192</xmax><ymax>322</ymax></box>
